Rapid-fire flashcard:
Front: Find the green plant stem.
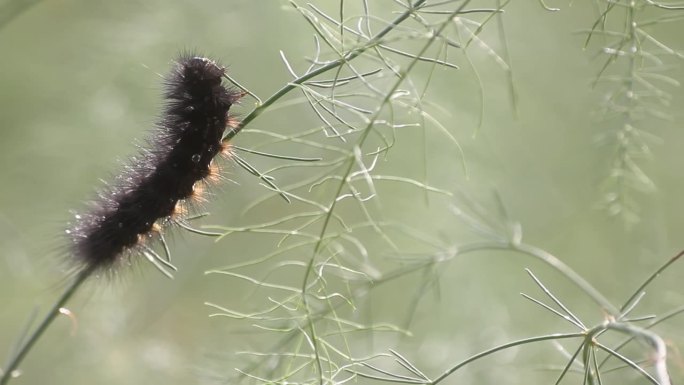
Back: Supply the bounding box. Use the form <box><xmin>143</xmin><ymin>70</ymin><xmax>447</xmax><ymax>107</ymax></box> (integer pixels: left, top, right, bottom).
<box><xmin>603</xmin><ymin>322</ymin><xmax>669</xmax><ymax>385</ymax></box>
<box><xmin>432</xmin><ymin>318</ymin><xmax>670</xmax><ymax>385</ymax></box>
<box><xmin>223</xmin><ymin>0</ymin><xmax>431</xmax><ymax>143</ymax></box>
<box><xmin>599</xmin><ymin>304</ymin><xmax>684</xmax><ymax>369</ymax></box>
<box><xmin>230</xmin><ymin>239</ymin><xmax>620</xmax><ymax>380</ymax></box>
<box><xmin>226</xmin><ymin>1</ymin><xmax>465</xmax><ymax>383</ymax></box>
<box><xmin>456</xmin><ymin>241</ymin><xmax>620</xmax><ymax>316</ymax></box>
<box><xmin>620</xmin><ymin>249</ymin><xmax>684</xmax><ymax>313</ymax></box>
<box><xmin>430</xmin><ymin>333</ymin><xmax>585</xmax><ymax>385</ymax></box>
<box><xmin>512</xmin><ymin>243</ymin><xmax>619</xmax><ymax>316</ymax></box>
<box><xmin>295</xmin><ymin>2</ymin><xmax>473</xmax><ymax>384</ymax></box>
<box><xmin>0</xmin><ymin>267</ymin><xmax>93</xmax><ymax>385</ymax></box>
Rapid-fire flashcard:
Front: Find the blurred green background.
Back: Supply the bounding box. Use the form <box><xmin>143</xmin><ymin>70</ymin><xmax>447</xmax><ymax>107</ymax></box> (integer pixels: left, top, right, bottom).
<box><xmin>1</xmin><ymin>1</ymin><xmax>683</xmax><ymax>384</ymax></box>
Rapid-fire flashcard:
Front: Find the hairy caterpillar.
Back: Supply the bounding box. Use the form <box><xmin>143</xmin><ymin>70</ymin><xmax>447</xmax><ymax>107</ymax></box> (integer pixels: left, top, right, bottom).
<box><xmin>66</xmin><ymin>54</ymin><xmax>242</xmax><ymax>275</ymax></box>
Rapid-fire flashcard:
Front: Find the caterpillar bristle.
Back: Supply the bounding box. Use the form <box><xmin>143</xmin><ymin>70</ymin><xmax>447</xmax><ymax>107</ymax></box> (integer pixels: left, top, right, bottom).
<box><xmin>206</xmin><ymin>162</ymin><xmax>222</xmax><ymax>184</ymax></box>
<box><xmin>227</xmin><ymin>116</ymin><xmax>241</xmax><ymax>129</ymax></box>
<box><xmin>189</xmin><ymin>182</ymin><xmax>208</xmax><ymax>203</ymax></box>
<box><xmin>171</xmin><ymin>202</ymin><xmax>189</xmax><ymax>220</ymax></box>
<box><xmin>219</xmin><ymin>142</ymin><xmax>233</xmax><ymax>158</ymax></box>
<box><xmin>67</xmin><ymin>53</ymin><xmax>241</xmax><ymax>275</ymax></box>
<box><xmin>151</xmin><ymin>222</ymin><xmax>163</xmax><ymax>234</ymax></box>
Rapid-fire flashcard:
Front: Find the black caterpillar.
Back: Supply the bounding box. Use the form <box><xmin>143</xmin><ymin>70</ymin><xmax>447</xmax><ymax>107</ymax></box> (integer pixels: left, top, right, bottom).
<box><xmin>67</xmin><ymin>54</ymin><xmax>242</xmax><ymax>274</ymax></box>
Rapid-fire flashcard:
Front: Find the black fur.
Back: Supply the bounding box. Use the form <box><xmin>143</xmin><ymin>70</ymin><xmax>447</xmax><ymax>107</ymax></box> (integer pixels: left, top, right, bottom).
<box><xmin>68</xmin><ymin>54</ymin><xmax>240</xmax><ymax>272</ymax></box>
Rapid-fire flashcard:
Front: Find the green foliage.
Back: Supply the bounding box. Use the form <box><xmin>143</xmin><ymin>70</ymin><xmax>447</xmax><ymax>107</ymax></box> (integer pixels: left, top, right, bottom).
<box><xmin>1</xmin><ymin>1</ymin><xmax>683</xmax><ymax>385</ymax></box>
<box><xmin>587</xmin><ymin>0</ymin><xmax>684</xmax><ymax>223</ymax></box>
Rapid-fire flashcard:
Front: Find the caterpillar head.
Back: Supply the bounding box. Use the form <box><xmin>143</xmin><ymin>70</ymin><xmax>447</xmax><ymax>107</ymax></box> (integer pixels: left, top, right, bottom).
<box><xmin>182</xmin><ymin>56</ymin><xmax>225</xmax><ymax>89</ymax></box>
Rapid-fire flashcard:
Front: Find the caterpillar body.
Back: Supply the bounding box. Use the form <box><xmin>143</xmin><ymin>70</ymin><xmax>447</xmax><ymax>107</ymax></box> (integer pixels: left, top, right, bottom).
<box><xmin>67</xmin><ymin>54</ymin><xmax>241</xmax><ymax>274</ymax></box>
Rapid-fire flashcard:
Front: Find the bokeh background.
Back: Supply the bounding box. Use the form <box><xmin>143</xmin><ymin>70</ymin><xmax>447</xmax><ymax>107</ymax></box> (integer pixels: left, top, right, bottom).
<box><xmin>1</xmin><ymin>1</ymin><xmax>683</xmax><ymax>384</ymax></box>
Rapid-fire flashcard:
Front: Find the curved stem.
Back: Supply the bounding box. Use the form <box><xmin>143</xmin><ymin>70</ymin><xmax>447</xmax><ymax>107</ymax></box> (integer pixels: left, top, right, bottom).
<box><xmin>296</xmin><ymin>3</ymin><xmax>473</xmax><ymax>383</ymax></box>
<box><xmin>620</xmin><ymin>248</ymin><xmax>684</xmax><ymax>313</ymax></box>
<box><xmin>0</xmin><ymin>267</ymin><xmax>94</xmax><ymax>385</ymax></box>
<box><xmin>512</xmin><ymin>243</ymin><xmax>619</xmax><ymax>316</ymax></box>
<box><xmin>455</xmin><ymin>241</ymin><xmax>619</xmax><ymax>316</ymax></box>
<box><xmin>431</xmin><ymin>333</ymin><xmax>584</xmax><ymax>385</ymax></box>
<box><xmin>223</xmin><ymin>0</ymin><xmax>431</xmax><ymax>143</ymax></box>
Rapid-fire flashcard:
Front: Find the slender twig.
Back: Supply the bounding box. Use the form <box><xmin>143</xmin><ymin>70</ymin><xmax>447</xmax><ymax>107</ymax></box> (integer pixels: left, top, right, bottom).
<box><xmin>297</xmin><ymin>2</ymin><xmax>473</xmax><ymax>384</ymax></box>
<box><xmin>0</xmin><ymin>266</ymin><xmax>95</xmax><ymax>385</ymax></box>
<box><xmin>450</xmin><ymin>241</ymin><xmax>620</xmax><ymax>316</ymax></box>
<box><xmin>431</xmin><ymin>333</ymin><xmax>584</xmax><ymax>385</ymax></box>
<box><xmin>223</xmin><ymin>0</ymin><xmax>435</xmax><ymax>143</ymax></box>
<box><xmin>620</xmin><ymin>249</ymin><xmax>684</xmax><ymax>313</ymax></box>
